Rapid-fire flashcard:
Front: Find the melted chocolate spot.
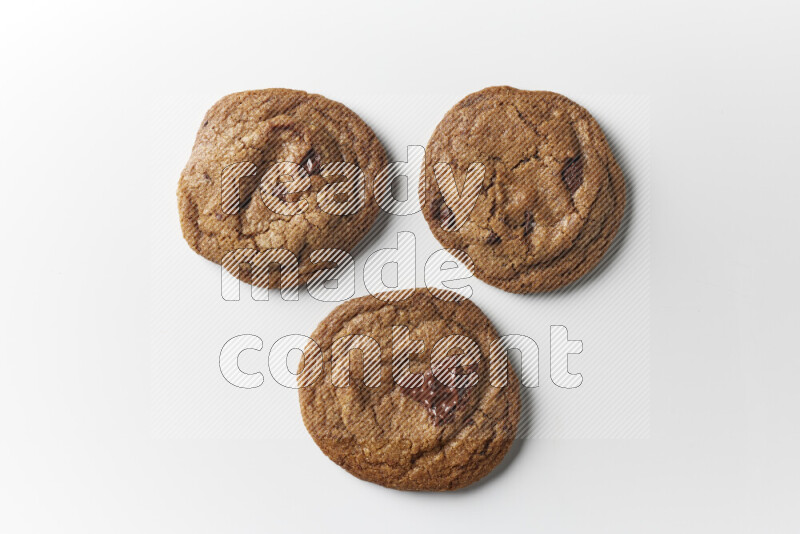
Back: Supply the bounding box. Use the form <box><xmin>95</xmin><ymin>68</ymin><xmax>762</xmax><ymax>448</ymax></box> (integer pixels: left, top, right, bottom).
<box><xmin>301</xmin><ymin>149</ymin><xmax>322</xmax><ymax>175</ymax></box>
<box><xmin>440</xmin><ymin>205</ymin><xmax>453</xmax><ymax>225</ymax></box>
<box><xmin>561</xmin><ymin>156</ymin><xmax>584</xmax><ymax>194</ymax></box>
<box><xmin>433</xmin><ymin>197</ymin><xmax>455</xmax><ymax>229</ymax></box>
<box><xmin>523</xmin><ymin>211</ymin><xmax>535</xmax><ymax>236</ymax></box>
<box><xmin>203</xmin><ymin>120</ymin><xmax>209</xmax><ymax>128</ymax></box>
<box><xmin>486</xmin><ymin>231</ymin><xmax>501</xmax><ymax>245</ymax></box>
<box><xmin>400</xmin><ymin>357</ymin><xmax>478</xmax><ymax>426</ymax></box>
<box><xmin>272</xmin><ymin>183</ymin><xmax>288</xmax><ymax>202</ymax></box>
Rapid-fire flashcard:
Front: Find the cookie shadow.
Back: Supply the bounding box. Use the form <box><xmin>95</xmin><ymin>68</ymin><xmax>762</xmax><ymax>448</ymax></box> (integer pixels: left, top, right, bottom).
<box><xmin>343</xmin><ymin>135</ymin><xmax>405</xmax><ymax>267</ymax></box>
<box><xmin>457</xmin><ymin>396</ymin><xmax>535</xmax><ymax>494</ymax></box>
<box><xmin>348</xmin><ymin>205</ymin><xmax>393</xmax><ymax>262</ymax></box>
<box><xmin>523</xmin><ymin>124</ymin><xmax>638</xmax><ymax>299</ymax></box>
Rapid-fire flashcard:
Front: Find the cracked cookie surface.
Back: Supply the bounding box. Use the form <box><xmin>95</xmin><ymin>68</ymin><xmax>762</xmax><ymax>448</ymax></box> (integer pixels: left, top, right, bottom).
<box><xmin>421</xmin><ymin>87</ymin><xmax>626</xmax><ymax>293</ymax></box>
<box><xmin>298</xmin><ymin>289</ymin><xmax>520</xmax><ymax>491</ymax></box>
<box><xmin>178</xmin><ymin>89</ymin><xmax>387</xmax><ymax>287</ymax></box>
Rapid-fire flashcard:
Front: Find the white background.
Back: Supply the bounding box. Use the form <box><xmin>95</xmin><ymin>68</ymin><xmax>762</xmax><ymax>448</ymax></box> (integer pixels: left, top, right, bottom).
<box><xmin>1</xmin><ymin>1</ymin><xmax>798</xmax><ymax>532</ymax></box>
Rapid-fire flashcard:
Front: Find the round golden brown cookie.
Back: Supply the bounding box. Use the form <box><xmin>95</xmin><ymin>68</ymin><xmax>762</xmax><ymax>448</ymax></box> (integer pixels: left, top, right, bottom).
<box><xmin>178</xmin><ymin>89</ymin><xmax>387</xmax><ymax>287</ymax></box>
<box><xmin>298</xmin><ymin>289</ymin><xmax>520</xmax><ymax>491</ymax></box>
<box><xmin>420</xmin><ymin>87</ymin><xmax>626</xmax><ymax>293</ymax></box>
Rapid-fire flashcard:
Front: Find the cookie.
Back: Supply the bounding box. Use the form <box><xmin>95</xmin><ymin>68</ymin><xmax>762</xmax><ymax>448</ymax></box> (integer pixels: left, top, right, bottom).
<box><xmin>420</xmin><ymin>87</ymin><xmax>626</xmax><ymax>293</ymax></box>
<box><xmin>178</xmin><ymin>89</ymin><xmax>387</xmax><ymax>287</ymax></box>
<box><xmin>298</xmin><ymin>289</ymin><xmax>520</xmax><ymax>491</ymax></box>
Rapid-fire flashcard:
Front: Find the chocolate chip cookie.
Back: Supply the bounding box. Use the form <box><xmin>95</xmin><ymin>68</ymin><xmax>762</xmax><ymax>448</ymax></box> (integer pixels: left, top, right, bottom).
<box><xmin>421</xmin><ymin>87</ymin><xmax>626</xmax><ymax>293</ymax></box>
<box><xmin>298</xmin><ymin>289</ymin><xmax>520</xmax><ymax>491</ymax></box>
<box><xmin>178</xmin><ymin>89</ymin><xmax>387</xmax><ymax>287</ymax></box>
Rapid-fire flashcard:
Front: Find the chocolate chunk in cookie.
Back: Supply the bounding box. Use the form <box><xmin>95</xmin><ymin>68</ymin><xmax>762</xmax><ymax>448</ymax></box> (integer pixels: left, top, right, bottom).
<box><xmin>400</xmin><ymin>355</ymin><xmax>479</xmax><ymax>426</ymax></box>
